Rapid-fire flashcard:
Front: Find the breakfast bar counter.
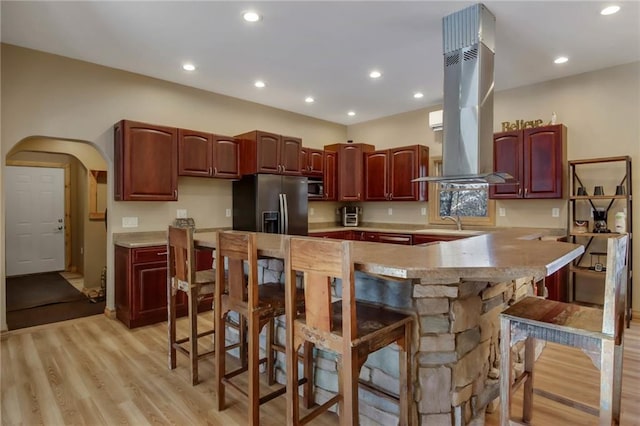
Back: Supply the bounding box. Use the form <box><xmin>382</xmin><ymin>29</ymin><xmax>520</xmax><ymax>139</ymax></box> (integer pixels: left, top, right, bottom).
<box><xmin>191</xmin><ymin>230</ymin><xmax>583</xmax><ymax>425</ymax></box>
<box><xmin>114</xmin><ymin>228</ymin><xmax>583</xmax><ymax>425</ymax></box>
<box><xmin>192</xmin><ymin>229</ymin><xmax>582</xmax><ymax>282</ymax></box>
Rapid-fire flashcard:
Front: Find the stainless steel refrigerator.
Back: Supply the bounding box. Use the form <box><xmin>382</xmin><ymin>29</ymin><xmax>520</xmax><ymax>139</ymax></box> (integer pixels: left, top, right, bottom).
<box><xmin>232</xmin><ymin>174</ymin><xmax>308</xmax><ymax>235</ymax></box>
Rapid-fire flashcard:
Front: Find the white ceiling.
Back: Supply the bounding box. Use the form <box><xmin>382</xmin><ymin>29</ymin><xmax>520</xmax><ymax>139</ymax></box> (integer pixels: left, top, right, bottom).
<box><xmin>2</xmin><ymin>1</ymin><xmax>639</xmax><ymax>125</ymax></box>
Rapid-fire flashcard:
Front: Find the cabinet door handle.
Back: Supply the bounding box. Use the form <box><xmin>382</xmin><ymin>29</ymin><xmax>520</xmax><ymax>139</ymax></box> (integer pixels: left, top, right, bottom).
<box><xmin>524</xmin><ymin>188</ymin><xmax>528</xmax><ymax>197</ymax></box>
<box><xmin>214</xmin><ymin>167</ymin><xmax>218</xmax><ymax>175</ymax></box>
<box><xmin>174</xmin><ymin>189</ymin><xmax>177</xmax><ymax>199</ymax></box>
<box><xmin>518</xmin><ymin>187</ymin><xmax>522</xmax><ymax>196</ymax></box>
<box><xmin>209</xmin><ymin>167</ymin><xmax>212</xmax><ymax>175</ymax></box>
<box><xmin>157</xmin><ymin>252</ymin><xmax>168</xmax><ymax>256</ymax></box>
<box><xmin>357</xmin><ymin>192</ymin><xmax>360</xmax><ymax>199</ymax></box>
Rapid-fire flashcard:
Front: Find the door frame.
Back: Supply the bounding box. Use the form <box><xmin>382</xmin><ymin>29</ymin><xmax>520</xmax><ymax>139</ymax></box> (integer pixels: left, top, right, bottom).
<box><xmin>6</xmin><ymin>160</ymin><xmax>72</xmax><ymax>271</ymax></box>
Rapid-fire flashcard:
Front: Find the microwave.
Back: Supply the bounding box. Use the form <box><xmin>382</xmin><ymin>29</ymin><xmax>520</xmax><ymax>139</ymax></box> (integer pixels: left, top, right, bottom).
<box><xmin>308</xmin><ymin>178</ymin><xmax>324</xmax><ymax>199</ymax></box>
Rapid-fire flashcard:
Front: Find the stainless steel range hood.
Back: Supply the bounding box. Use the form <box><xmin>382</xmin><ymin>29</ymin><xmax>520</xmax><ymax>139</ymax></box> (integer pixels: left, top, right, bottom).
<box><xmin>415</xmin><ymin>3</ymin><xmax>514</xmax><ymax>185</ymax></box>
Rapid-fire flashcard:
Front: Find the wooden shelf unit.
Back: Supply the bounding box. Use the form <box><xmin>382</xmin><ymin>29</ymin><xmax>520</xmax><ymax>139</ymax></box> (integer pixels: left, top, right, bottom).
<box><xmin>568</xmin><ymin>156</ymin><xmax>633</xmax><ymax>326</ymax></box>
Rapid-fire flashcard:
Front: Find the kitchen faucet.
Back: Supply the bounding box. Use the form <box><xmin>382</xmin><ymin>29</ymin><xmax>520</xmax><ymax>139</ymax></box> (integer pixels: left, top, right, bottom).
<box><xmin>442</xmin><ymin>215</ymin><xmax>462</xmax><ymax>231</ymax></box>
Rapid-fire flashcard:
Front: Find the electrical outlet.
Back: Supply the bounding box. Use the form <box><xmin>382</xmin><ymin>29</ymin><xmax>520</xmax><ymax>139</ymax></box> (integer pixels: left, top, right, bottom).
<box><xmin>225</xmin><ymin>208</ymin><xmax>232</xmax><ymax>218</ymax></box>
<box><xmin>176</xmin><ymin>209</ymin><xmax>187</xmax><ymax>218</ymax></box>
<box><xmin>421</xmin><ymin>207</ymin><xmax>427</xmax><ymax>216</ymax></box>
<box><xmin>388</xmin><ymin>208</ymin><xmax>393</xmax><ymax>216</ymax></box>
<box><xmin>499</xmin><ymin>208</ymin><xmax>506</xmax><ymax>217</ymax></box>
<box><xmin>309</xmin><ymin>207</ymin><xmax>315</xmax><ymax>216</ymax></box>
<box><xmin>122</xmin><ymin>217</ymin><xmax>138</xmax><ymax>228</ymax></box>
<box><xmin>552</xmin><ymin>208</ymin><xmax>560</xmax><ymax>217</ymax></box>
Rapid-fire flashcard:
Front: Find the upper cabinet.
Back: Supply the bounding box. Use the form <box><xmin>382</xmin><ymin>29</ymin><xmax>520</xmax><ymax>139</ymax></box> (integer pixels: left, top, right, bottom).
<box><xmin>323</xmin><ymin>151</ymin><xmax>337</xmax><ymax>201</ymax></box>
<box><xmin>236</xmin><ymin>130</ymin><xmax>302</xmax><ymax>176</ymax></box>
<box><xmin>300</xmin><ymin>147</ymin><xmax>324</xmax><ymax>177</ymax></box>
<box><xmin>114</xmin><ymin>120</ymin><xmax>178</xmax><ymax>201</ymax></box>
<box><xmin>178</xmin><ymin>128</ymin><xmax>240</xmax><ymax>179</ymax></box>
<box><xmin>490</xmin><ymin>124</ymin><xmax>566</xmax><ymax>199</ymax></box>
<box><xmin>325</xmin><ymin>143</ymin><xmax>375</xmax><ymax>201</ymax></box>
<box><xmin>364</xmin><ymin>145</ymin><xmax>429</xmax><ymax>201</ymax></box>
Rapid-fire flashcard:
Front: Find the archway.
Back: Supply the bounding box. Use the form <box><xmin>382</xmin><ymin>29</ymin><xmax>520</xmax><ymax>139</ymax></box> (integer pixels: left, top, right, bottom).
<box><xmin>4</xmin><ymin>136</ymin><xmax>108</xmax><ymax>329</ymax></box>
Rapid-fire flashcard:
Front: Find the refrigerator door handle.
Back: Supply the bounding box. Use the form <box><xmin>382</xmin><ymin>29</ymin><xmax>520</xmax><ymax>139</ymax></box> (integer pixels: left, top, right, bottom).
<box><xmin>278</xmin><ymin>193</ymin><xmax>285</xmax><ymax>234</ymax></box>
<box><xmin>283</xmin><ymin>193</ymin><xmax>289</xmax><ymax>234</ymax></box>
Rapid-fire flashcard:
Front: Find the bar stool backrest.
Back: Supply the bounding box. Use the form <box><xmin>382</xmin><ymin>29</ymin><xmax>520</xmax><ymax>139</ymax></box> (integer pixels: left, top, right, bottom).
<box><xmin>288</xmin><ymin>237</ymin><xmax>356</xmax><ymax>342</ymax></box>
<box><xmin>216</xmin><ymin>231</ymin><xmax>257</xmax><ymax>307</ymax></box>
<box><xmin>602</xmin><ymin>235</ymin><xmax>628</xmax><ymax>343</ymax></box>
<box><xmin>168</xmin><ymin>225</ymin><xmax>195</xmax><ymax>286</ymax></box>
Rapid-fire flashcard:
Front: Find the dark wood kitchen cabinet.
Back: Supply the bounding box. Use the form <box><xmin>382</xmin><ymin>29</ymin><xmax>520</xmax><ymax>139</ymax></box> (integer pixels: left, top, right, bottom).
<box><xmin>323</xmin><ymin>151</ymin><xmax>337</xmax><ymax>201</ymax></box>
<box><xmin>362</xmin><ymin>232</ymin><xmax>413</xmax><ymax>245</ymax></box>
<box><xmin>115</xmin><ymin>245</ymin><xmax>213</xmax><ymax>329</ymax></box>
<box><xmin>236</xmin><ymin>130</ymin><xmax>302</xmax><ymax>176</ymax></box>
<box><xmin>114</xmin><ymin>120</ymin><xmax>178</xmax><ymax>201</ymax></box>
<box><xmin>490</xmin><ymin>124</ymin><xmax>566</xmax><ymax>199</ymax></box>
<box><xmin>300</xmin><ymin>147</ymin><xmax>324</xmax><ymax>177</ymax></box>
<box><xmin>178</xmin><ymin>128</ymin><xmax>240</xmax><ymax>179</ymax></box>
<box><xmin>412</xmin><ymin>234</ymin><xmax>466</xmax><ymax>245</ymax></box>
<box><xmin>364</xmin><ymin>145</ymin><xmax>429</xmax><ymax>201</ymax></box>
<box><xmin>324</xmin><ymin>143</ymin><xmax>375</xmax><ymax>201</ymax></box>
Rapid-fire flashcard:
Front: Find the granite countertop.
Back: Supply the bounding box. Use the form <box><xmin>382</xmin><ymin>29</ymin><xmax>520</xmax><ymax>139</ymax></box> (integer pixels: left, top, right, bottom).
<box><xmin>114</xmin><ymin>225</ymin><xmax>580</xmax><ymax>282</ymax></box>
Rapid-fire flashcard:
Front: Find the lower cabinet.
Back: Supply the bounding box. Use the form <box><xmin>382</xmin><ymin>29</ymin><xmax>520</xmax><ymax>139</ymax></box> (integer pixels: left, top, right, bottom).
<box><xmin>412</xmin><ymin>234</ymin><xmax>466</xmax><ymax>245</ymax></box>
<box><xmin>362</xmin><ymin>232</ymin><xmax>413</xmax><ymax>245</ymax></box>
<box><xmin>543</xmin><ymin>266</ymin><xmax>568</xmax><ymax>302</ymax></box>
<box><xmin>115</xmin><ymin>245</ymin><xmax>213</xmax><ymax>328</ymax></box>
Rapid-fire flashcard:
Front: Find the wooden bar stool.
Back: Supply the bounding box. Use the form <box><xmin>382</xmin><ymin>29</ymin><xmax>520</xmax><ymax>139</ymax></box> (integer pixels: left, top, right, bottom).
<box><xmin>284</xmin><ymin>237</ymin><xmax>415</xmax><ymax>426</ymax></box>
<box><xmin>167</xmin><ymin>225</ymin><xmax>216</xmax><ymax>385</ymax></box>
<box><xmin>214</xmin><ymin>231</ymin><xmax>308</xmax><ymax>425</ymax></box>
<box><xmin>500</xmin><ymin>234</ymin><xmax>628</xmax><ymax>425</ymax></box>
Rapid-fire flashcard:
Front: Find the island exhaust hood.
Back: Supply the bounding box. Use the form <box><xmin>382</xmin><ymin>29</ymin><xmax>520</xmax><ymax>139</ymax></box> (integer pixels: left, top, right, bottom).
<box><xmin>415</xmin><ymin>3</ymin><xmax>514</xmax><ymax>185</ymax></box>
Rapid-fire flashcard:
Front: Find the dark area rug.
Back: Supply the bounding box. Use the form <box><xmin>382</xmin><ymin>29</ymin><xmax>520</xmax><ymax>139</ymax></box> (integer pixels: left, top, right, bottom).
<box><xmin>7</xmin><ymin>299</ymin><xmax>105</xmax><ymax>330</ymax></box>
<box><xmin>6</xmin><ymin>272</ymin><xmax>85</xmax><ymax>311</ymax></box>
<box><xmin>6</xmin><ymin>271</ymin><xmax>105</xmax><ymax>330</ymax></box>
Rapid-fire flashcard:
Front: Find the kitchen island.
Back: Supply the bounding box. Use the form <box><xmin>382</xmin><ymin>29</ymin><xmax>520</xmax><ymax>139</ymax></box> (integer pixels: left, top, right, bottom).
<box><xmin>191</xmin><ymin>230</ymin><xmax>583</xmax><ymax>425</ymax></box>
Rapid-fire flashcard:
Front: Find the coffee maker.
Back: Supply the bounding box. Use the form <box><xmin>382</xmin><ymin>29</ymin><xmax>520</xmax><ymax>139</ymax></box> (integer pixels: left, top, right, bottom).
<box><xmin>593</xmin><ymin>209</ymin><xmax>610</xmax><ymax>233</ymax></box>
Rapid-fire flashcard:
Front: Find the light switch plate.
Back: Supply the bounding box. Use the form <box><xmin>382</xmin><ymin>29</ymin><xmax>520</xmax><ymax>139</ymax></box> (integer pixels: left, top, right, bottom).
<box><xmin>388</xmin><ymin>208</ymin><xmax>393</xmax><ymax>216</ymax></box>
<box><xmin>499</xmin><ymin>208</ymin><xmax>506</xmax><ymax>217</ymax></box>
<box><xmin>176</xmin><ymin>209</ymin><xmax>187</xmax><ymax>218</ymax></box>
<box><xmin>225</xmin><ymin>208</ymin><xmax>232</xmax><ymax>217</ymax></box>
<box><xmin>421</xmin><ymin>207</ymin><xmax>427</xmax><ymax>216</ymax></box>
<box><xmin>309</xmin><ymin>207</ymin><xmax>315</xmax><ymax>216</ymax></box>
<box><xmin>552</xmin><ymin>208</ymin><xmax>560</xmax><ymax>217</ymax></box>
<box><xmin>122</xmin><ymin>217</ymin><xmax>138</xmax><ymax>228</ymax></box>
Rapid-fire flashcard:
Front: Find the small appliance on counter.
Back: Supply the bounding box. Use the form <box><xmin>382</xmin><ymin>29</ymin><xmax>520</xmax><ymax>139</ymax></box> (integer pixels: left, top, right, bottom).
<box><xmin>341</xmin><ymin>206</ymin><xmax>361</xmax><ymax>227</ymax></box>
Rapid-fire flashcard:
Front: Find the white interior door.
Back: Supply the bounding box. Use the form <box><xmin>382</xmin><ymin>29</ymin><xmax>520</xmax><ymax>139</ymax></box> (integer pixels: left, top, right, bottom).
<box><xmin>5</xmin><ymin>166</ymin><xmax>65</xmax><ymax>276</ymax></box>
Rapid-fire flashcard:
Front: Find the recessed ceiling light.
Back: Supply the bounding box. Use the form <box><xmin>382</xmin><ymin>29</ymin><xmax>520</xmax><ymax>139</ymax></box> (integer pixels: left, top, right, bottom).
<box><xmin>347</xmin><ymin>111</ymin><xmax>356</xmax><ymax>116</ymax></box>
<box><xmin>254</xmin><ymin>80</ymin><xmax>266</xmax><ymax>88</ymax></box>
<box><xmin>369</xmin><ymin>70</ymin><xmax>382</xmax><ymax>79</ymax></box>
<box><xmin>305</xmin><ymin>96</ymin><xmax>315</xmax><ymax>103</ymax></box>
<box><xmin>554</xmin><ymin>56</ymin><xmax>569</xmax><ymax>64</ymax></box>
<box><xmin>243</xmin><ymin>11</ymin><xmax>261</xmax><ymax>22</ymax></box>
<box><xmin>413</xmin><ymin>92</ymin><xmax>424</xmax><ymax>99</ymax></box>
<box><xmin>601</xmin><ymin>5</ymin><xmax>620</xmax><ymax>15</ymax></box>
<box><xmin>182</xmin><ymin>63</ymin><xmax>196</xmax><ymax>71</ymax></box>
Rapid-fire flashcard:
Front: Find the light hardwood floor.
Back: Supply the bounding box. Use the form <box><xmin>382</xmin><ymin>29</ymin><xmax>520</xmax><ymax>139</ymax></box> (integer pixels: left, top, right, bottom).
<box><xmin>1</xmin><ymin>314</ymin><xmax>638</xmax><ymax>425</ymax></box>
